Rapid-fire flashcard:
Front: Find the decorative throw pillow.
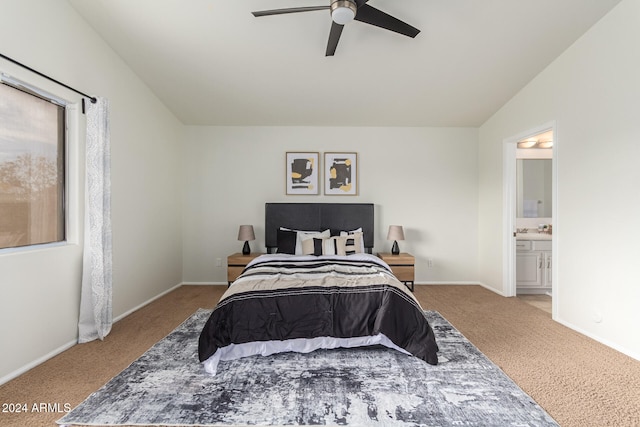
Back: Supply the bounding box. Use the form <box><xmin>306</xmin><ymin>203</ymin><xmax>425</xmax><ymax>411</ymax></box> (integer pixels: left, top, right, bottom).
<box><xmin>276</xmin><ymin>229</ymin><xmax>297</xmax><ymax>254</ymax></box>
<box><xmin>301</xmin><ymin>236</ymin><xmax>347</xmax><ymax>256</ymax></box>
<box><xmin>281</xmin><ymin>227</ymin><xmax>330</xmax><ymax>255</ymax></box>
<box><xmin>320</xmin><ymin>236</ymin><xmax>347</xmax><ymax>256</ymax></box>
<box><xmin>343</xmin><ymin>232</ymin><xmax>364</xmax><ymax>255</ymax></box>
<box><xmin>301</xmin><ymin>237</ymin><xmax>323</xmax><ymax>256</ymax></box>
<box><xmin>340</xmin><ymin>228</ymin><xmax>365</xmax><ymax>253</ymax></box>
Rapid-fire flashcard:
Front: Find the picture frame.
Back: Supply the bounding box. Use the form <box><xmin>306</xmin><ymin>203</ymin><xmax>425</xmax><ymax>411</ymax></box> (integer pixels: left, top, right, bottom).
<box><xmin>324</xmin><ymin>152</ymin><xmax>358</xmax><ymax>195</ymax></box>
<box><xmin>285</xmin><ymin>152</ymin><xmax>319</xmax><ymax>195</ymax></box>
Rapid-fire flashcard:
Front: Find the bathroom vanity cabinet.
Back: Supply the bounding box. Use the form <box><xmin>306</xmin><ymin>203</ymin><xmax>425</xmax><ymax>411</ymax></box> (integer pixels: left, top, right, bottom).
<box><xmin>516</xmin><ymin>239</ymin><xmax>552</xmax><ymax>293</ymax></box>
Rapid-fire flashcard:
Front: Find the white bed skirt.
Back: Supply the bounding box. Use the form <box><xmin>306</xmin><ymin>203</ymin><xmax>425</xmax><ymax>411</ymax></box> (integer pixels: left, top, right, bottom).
<box><xmin>203</xmin><ymin>333</ymin><xmax>411</xmax><ymax>376</ymax></box>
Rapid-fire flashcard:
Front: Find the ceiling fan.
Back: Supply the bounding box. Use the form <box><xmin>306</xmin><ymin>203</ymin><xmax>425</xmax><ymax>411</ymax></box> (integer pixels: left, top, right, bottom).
<box><xmin>252</xmin><ymin>0</ymin><xmax>420</xmax><ymax>56</ymax></box>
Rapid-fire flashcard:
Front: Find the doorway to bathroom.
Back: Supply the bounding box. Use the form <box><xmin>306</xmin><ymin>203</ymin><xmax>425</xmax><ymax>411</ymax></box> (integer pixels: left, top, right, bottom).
<box><xmin>502</xmin><ymin>122</ymin><xmax>557</xmax><ymax>319</ymax></box>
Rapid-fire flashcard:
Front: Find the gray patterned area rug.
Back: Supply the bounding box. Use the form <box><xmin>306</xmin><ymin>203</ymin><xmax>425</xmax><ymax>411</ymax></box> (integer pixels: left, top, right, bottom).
<box><xmin>58</xmin><ymin>309</ymin><xmax>558</xmax><ymax>427</ymax></box>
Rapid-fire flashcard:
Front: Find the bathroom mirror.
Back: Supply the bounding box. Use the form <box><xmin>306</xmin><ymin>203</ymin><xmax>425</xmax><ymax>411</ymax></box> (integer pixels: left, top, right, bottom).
<box><xmin>516</xmin><ymin>159</ymin><xmax>552</xmax><ymax>218</ymax></box>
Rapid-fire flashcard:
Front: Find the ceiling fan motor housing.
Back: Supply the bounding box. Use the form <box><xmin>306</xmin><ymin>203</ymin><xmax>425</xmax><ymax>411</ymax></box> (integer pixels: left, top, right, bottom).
<box><xmin>330</xmin><ymin>0</ymin><xmax>357</xmax><ymax>25</ymax></box>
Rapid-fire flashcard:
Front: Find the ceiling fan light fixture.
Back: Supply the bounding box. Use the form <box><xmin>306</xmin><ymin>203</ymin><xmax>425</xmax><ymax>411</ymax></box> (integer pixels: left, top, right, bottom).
<box><xmin>331</xmin><ymin>0</ymin><xmax>357</xmax><ymax>25</ymax></box>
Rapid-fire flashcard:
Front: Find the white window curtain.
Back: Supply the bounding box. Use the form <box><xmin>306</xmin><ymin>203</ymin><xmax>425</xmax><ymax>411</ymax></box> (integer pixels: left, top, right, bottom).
<box><xmin>78</xmin><ymin>97</ymin><xmax>113</xmax><ymax>343</ymax></box>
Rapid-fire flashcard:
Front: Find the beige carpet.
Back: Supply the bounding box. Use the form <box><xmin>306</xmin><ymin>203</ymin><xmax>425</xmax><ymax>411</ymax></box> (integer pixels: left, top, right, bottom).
<box><xmin>415</xmin><ymin>286</ymin><xmax>640</xmax><ymax>427</ymax></box>
<box><xmin>518</xmin><ymin>294</ymin><xmax>553</xmax><ymax>314</ymax></box>
<box><xmin>0</xmin><ymin>285</ymin><xmax>638</xmax><ymax>427</ymax></box>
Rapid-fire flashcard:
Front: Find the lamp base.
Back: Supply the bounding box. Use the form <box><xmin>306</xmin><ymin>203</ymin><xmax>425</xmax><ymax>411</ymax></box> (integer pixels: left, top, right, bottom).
<box><xmin>242</xmin><ymin>241</ymin><xmax>251</xmax><ymax>255</ymax></box>
<box><xmin>391</xmin><ymin>240</ymin><xmax>400</xmax><ymax>255</ymax></box>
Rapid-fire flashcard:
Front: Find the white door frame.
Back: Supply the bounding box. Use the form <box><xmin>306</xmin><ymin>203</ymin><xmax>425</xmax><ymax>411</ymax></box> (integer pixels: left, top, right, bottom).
<box><xmin>502</xmin><ymin>121</ymin><xmax>558</xmax><ymax>319</ymax></box>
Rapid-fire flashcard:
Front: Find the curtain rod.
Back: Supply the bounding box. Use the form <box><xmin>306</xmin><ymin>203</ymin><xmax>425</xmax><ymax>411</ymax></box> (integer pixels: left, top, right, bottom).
<box><xmin>0</xmin><ymin>52</ymin><xmax>97</xmax><ymax>104</ymax></box>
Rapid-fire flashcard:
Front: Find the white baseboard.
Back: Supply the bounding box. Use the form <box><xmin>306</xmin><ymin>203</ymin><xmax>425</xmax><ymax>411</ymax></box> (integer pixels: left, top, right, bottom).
<box><xmin>555</xmin><ymin>317</ymin><xmax>640</xmax><ymax>362</ymax></box>
<box><xmin>474</xmin><ymin>281</ymin><xmax>508</xmax><ymax>297</ymax></box>
<box><xmin>2</xmin><ymin>282</ymin><xmax>184</xmax><ymax>386</ymax></box>
<box><xmin>181</xmin><ymin>282</ymin><xmax>228</xmax><ymax>286</ymax></box>
<box><xmin>417</xmin><ymin>281</ymin><xmax>480</xmax><ymax>286</ymax></box>
<box><xmin>416</xmin><ymin>281</ymin><xmax>509</xmax><ymax>297</ymax></box>
<box><xmin>113</xmin><ymin>282</ymin><xmax>183</xmax><ymax>322</ymax></box>
<box><xmin>0</xmin><ymin>339</ymin><xmax>76</xmax><ymax>386</ymax></box>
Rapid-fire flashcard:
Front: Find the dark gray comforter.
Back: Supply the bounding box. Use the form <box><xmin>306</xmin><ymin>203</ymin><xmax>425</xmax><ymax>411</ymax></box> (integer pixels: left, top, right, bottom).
<box><xmin>198</xmin><ymin>254</ymin><xmax>438</xmax><ymax>369</ymax></box>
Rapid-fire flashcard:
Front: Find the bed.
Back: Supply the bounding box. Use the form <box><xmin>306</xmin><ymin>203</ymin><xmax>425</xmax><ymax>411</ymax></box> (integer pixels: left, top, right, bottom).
<box><xmin>198</xmin><ymin>203</ymin><xmax>439</xmax><ymax>375</ymax></box>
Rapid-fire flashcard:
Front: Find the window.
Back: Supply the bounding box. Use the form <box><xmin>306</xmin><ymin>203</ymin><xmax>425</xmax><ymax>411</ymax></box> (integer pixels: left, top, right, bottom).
<box><xmin>0</xmin><ymin>81</ymin><xmax>66</xmax><ymax>250</ymax></box>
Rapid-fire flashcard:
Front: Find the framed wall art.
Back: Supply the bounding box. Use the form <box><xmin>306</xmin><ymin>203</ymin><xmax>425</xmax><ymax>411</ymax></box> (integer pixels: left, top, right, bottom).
<box><xmin>324</xmin><ymin>152</ymin><xmax>357</xmax><ymax>195</ymax></box>
<box><xmin>285</xmin><ymin>152</ymin><xmax>319</xmax><ymax>195</ymax></box>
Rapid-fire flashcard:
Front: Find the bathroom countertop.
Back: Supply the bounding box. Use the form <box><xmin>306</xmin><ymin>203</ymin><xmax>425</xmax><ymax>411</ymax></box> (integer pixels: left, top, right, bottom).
<box><xmin>516</xmin><ymin>233</ymin><xmax>552</xmax><ymax>241</ymax></box>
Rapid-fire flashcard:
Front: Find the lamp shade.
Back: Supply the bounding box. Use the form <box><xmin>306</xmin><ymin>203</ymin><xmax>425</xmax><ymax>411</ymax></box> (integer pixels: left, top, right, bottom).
<box><xmin>237</xmin><ymin>225</ymin><xmax>255</xmax><ymax>242</ymax></box>
<box><xmin>387</xmin><ymin>225</ymin><xmax>405</xmax><ymax>241</ymax></box>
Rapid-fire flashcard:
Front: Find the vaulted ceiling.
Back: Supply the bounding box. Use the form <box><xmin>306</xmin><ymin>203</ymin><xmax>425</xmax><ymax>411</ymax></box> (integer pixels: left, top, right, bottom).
<box><xmin>68</xmin><ymin>0</ymin><xmax>621</xmax><ymax>127</ymax></box>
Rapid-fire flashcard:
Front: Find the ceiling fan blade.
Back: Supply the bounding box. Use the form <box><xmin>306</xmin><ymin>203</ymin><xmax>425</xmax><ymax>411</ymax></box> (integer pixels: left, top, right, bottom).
<box><xmin>354</xmin><ymin>4</ymin><xmax>420</xmax><ymax>38</ymax></box>
<box><xmin>325</xmin><ymin>22</ymin><xmax>344</xmax><ymax>56</ymax></box>
<box><xmin>252</xmin><ymin>6</ymin><xmax>328</xmax><ymax>17</ymax></box>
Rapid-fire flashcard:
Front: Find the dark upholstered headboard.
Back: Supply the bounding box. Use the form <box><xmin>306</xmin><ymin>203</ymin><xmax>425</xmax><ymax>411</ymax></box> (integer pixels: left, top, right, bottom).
<box><xmin>265</xmin><ymin>203</ymin><xmax>374</xmax><ymax>253</ymax></box>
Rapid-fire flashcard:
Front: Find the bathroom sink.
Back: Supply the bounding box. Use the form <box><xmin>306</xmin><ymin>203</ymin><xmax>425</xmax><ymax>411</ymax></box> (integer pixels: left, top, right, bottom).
<box><xmin>516</xmin><ymin>233</ymin><xmax>552</xmax><ymax>241</ymax></box>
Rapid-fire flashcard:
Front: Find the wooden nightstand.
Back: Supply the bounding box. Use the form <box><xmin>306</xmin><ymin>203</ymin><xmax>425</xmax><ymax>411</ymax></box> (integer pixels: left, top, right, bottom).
<box><xmin>227</xmin><ymin>253</ymin><xmax>264</xmax><ymax>285</ymax></box>
<box><xmin>377</xmin><ymin>252</ymin><xmax>415</xmax><ymax>292</ymax></box>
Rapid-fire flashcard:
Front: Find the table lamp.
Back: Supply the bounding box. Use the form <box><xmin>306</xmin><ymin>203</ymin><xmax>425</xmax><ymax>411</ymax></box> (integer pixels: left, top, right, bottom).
<box><xmin>387</xmin><ymin>225</ymin><xmax>405</xmax><ymax>255</ymax></box>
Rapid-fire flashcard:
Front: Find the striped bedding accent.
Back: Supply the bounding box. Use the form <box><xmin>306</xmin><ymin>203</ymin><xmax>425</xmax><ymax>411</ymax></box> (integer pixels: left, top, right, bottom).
<box><xmin>198</xmin><ymin>254</ymin><xmax>439</xmax><ymax>375</ymax></box>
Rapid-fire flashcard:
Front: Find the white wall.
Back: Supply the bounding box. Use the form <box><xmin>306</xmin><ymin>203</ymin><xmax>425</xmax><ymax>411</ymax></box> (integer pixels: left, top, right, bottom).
<box><xmin>478</xmin><ymin>0</ymin><xmax>640</xmax><ymax>358</ymax></box>
<box><xmin>0</xmin><ymin>0</ymin><xmax>184</xmax><ymax>383</ymax></box>
<box><xmin>3</xmin><ymin>0</ymin><xmax>637</xmax><ymax>387</ymax></box>
<box><xmin>182</xmin><ymin>126</ymin><xmax>479</xmax><ymax>285</ymax></box>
